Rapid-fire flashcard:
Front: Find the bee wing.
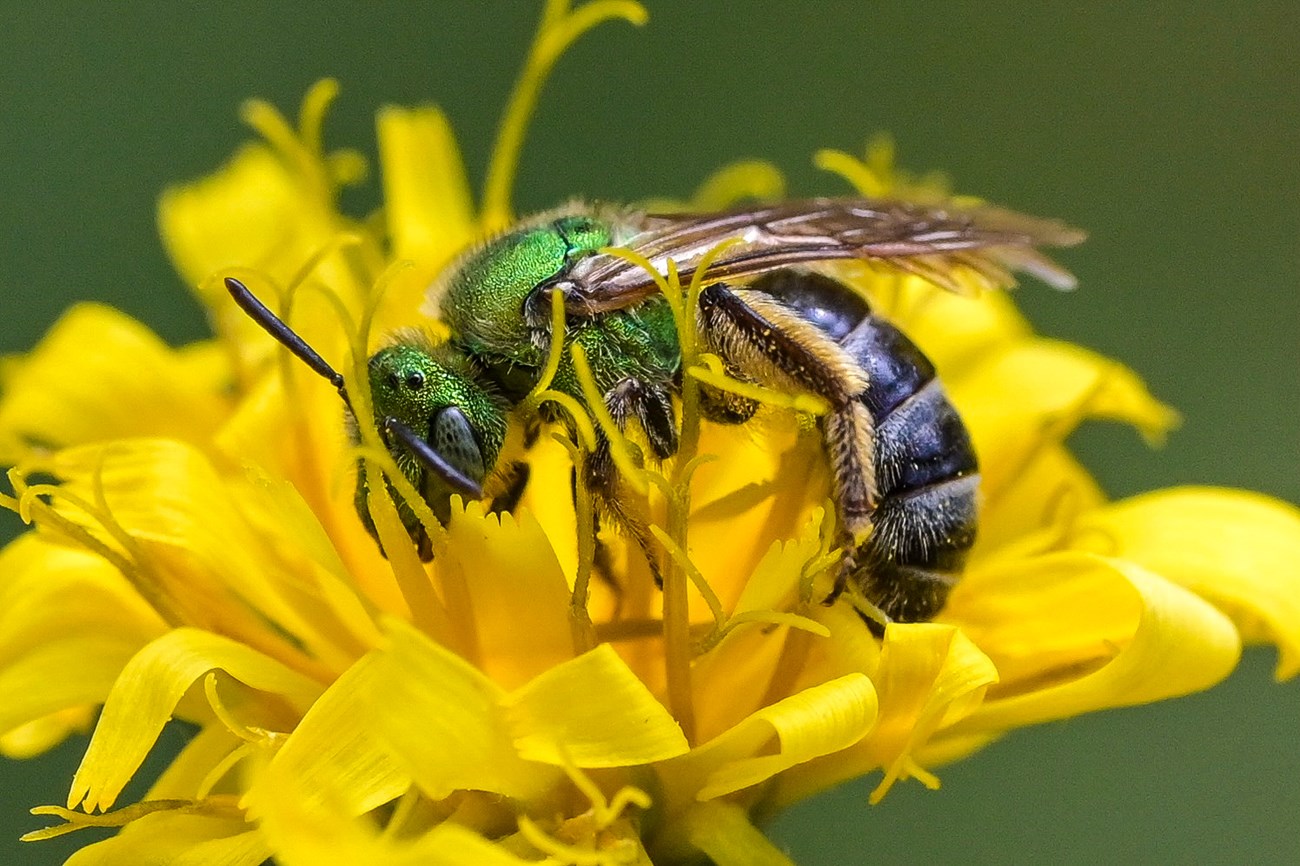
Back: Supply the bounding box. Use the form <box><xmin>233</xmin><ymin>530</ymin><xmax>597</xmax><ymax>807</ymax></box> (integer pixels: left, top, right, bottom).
<box><xmin>561</xmin><ymin>198</ymin><xmax>1085</xmax><ymax>315</ymax></box>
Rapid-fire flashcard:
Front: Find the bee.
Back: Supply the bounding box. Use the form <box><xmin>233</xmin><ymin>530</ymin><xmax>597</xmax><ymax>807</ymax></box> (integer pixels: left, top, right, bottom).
<box><xmin>226</xmin><ymin>197</ymin><xmax>1082</xmax><ymax>624</ymax></box>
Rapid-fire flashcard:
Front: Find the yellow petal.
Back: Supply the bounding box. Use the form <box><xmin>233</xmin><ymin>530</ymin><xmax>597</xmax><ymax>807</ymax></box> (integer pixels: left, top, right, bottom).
<box><xmin>506</xmin><ymin>643</ymin><xmax>688</xmax><ymax>767</ymax></box>
<box><xmin>0</xmin><ymin>708</ymin><xmax>96</xmax><ymax>759</ymax></box>
<box><xmin>1068</xmin><ymin>487</ymin><xmax>1300</xmax><ymax>678</ymax></box>
<box><xmin>61</xmin><ymin>812</ymin><xmax>268</xmax><ymax>866</ymax></box>
<box><xmin>691</xmin><ymin>510</ymin><xmax>829</xmax><ymax>741</ymax></box>
<box><xmin>441</xmin><ymin>505</ymin><xmax>575</xmax><ymax>689</ymax></box>
<box><xmin>159</xmin><ymin>143</ymin><xmax>304</xmax><ymax>289</ymax></box>
<box><xmin>158</xmin><ymin>141</ymin><xmax>370</xmax><ymax>301</ymax></box>
<box><xmin>257</xmin><ymin>654</ymin><xmax>411</xmax><ymax>819</ymax></box>
<box><xmin>0</xmin><ymin>534</ymin><xmax>163</xmax><ymax>667</ymax></box>
<box><xmin>770</xmin><ymin>623</ymin><xmax>996</xmax><ymax>810</ymax></box>
<box><xmin>0</xmin><ymin>636</ymin><xmax>144</xmax><ymax>752</ymax></box>
<box><xmin>952</xmin><ymin>338</ymin><xmax>1178</xmax><ymax>499</ymax></box>
<box><xmin>0</xmin><ymin>305</ymin><xmax>229</xmax><ymax>462</ymax></box>
<box><xmin>70</xmin><ymin>627</ymin><xmax>322</xmax><ymax>812</ymax></box>
<box><xmin>863</xmin><ymin>624</ymin><xmax>996</xmax><ymax>802</ymax></box>
<box><xmin>690</xmin><ymin>418</ymin><xmax>827</xmax><ymax>608</ymax></box>
<box><xmin>973</xmin><ymin>443</ymin><xmax>1105</xmax><ymax>559</ymax></box>
<box><xmin>873</xmin><ymin>279</ymin><xmax>1032</xmax><ymax>374</ymax></box>
<box><xmin>50</xmin><ymin>439</ymin><xmax>362</xmax><ymax>673</ymax></box>
<box><xmin>254</xmin><ymin>752</ymin><xmax>534</xmax><ymax>866</ymax></box>
<box><xmin>0</xmin><ymin>536</ymin><xmax>163</xmax><ymax>747</ymax></box>
<box><xmin>269</xmin><ymin>821</ymin><xmax>533</xmax><ymax>866</ymax></box>
<box><xmin>662</xmin><ymin>673</ymin><xmax>876</xmax><ymax>806</ymax></box>
<box><xmin>367</xmin><ymin>617</ymin><xmax>556</xmax><ymax>802</ymax></box>
<box><xmin>943</xmin><ymin>553</ymin><xmax>1239</xmax><ymax>736</ymax></box>
<box><xmin>376</xmin><ymin>104</ymin><xmax>476</xmax><ymax>269</ymax></box>
<box><xmin>157</xmin><ymin>143</ymin><xmax>374</xmax><ymax>377</ymax></box>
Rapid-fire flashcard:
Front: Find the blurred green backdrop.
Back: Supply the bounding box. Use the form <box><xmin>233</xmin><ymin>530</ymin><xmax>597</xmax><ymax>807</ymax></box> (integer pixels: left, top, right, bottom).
<box><xmin>1</xmin><ymin>2</ymin><xmax>1297</xmax><ymax>863</ymax></box>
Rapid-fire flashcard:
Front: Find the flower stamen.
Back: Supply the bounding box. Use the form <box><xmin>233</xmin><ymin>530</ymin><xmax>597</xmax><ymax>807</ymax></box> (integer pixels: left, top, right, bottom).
<box><xmin>481</xmin><ymin>0</ymin><xmax>649</xmax><ymax>228</ymax></box>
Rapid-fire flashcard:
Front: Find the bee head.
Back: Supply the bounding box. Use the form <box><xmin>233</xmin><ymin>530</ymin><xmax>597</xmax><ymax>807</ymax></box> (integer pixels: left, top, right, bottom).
<box><xmin>366</xmin><ymin>337</ymin><xmax>509</xmax><ymax>504</ymax></box>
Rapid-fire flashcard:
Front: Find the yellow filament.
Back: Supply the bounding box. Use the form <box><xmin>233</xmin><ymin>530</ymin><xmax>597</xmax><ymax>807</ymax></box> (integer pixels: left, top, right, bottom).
<box><xmin>568</xmin><ymin>343</ymin><xmax>648</xmax><ymax>496</ymax></box>
<box><xmin>535</xmin><ymin>390</ymin><xmax>598</xmax><ymax>452</ymax></box>
<box><xmin>554</xmin><ymin>434</ymin><xmax>597</xmax><ymax>655</ymax></box>
<box><xmin>516</xmin><ymin>815</ymin><xmax>638</xmax><ymax>866</ymax></box>
<box><xmin>23</xmin><ymin>798</ymin><xmax>241</xmax><ymax>842</ymax></box>
<box><xmin>688</xmin><ymin>357</ymin><xmax>831</xmax><ymax>416</ymax></box>
<box><xmin>523</xmin><ymin>286</ymin><xmax>569</xmax><ymax>410</ymax></box>
<box><xmin>482</xmin><ymin>0</ymin><xmax>648</xmax><ymax>228</ymax></box>
<box><xmin>297</xmin><ymin>78</ymin><xmax>340</xmax><ymax>161</ymax></box>
<box><xmin>241</xmin><ymin>97</ymin><xmax>331</xmax><ymax>204</ymax></box>
<box><xmin>650</xmin><ymin>524</ymin><xmax>725</xmax><ymax>634</ymax></box>
<box><xmin>202</xmin><ymin>673</ymin><xmax>266</xmax><ymax>745</ymax></box>
<box><xmin>814</xmin><ymin>148</ymin><xmax>890</xmax><ymax>198</ymax></box>
<box><xmin>196</xmin><ymin>742</ymin><xmax>257</xmax><ymax>802</ymax></box>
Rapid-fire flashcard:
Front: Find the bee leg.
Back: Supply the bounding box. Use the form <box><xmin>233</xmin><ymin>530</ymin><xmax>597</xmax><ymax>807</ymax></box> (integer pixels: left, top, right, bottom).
<box><xmin>583</xmin><ymin>436</ymin><xmax>665</xmax><ymax>587</ymax></box>
<box><xmin>563</xmin><ymin>465</ymin><xmax>625</xmax><ymax>598</ymax></box>
<box><xmin>696</xmin><ymin>376</ymin><xmax>760</xmax><ymax>425</ymax></box>
<box><xmin>696</xmin><ymin>281</ymin><xmax>879</xmax><ymax>537</ymax></box>
<box><xmin>488</xmin><ymin>460</ymin><xmax>531</xmax><ymax>516</ymax></box>
<box><xmin>581</xmin><ymin>376</ymin><xmax>680</xmax><ymax>587</ymax></box>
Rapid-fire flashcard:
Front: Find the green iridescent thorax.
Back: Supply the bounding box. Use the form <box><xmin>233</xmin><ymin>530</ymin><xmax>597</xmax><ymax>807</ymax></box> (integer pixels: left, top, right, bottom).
<box><xmin>436</xmin><ymin>207</ymin><xmax>683</xmax><ymax>403</ymax></box>
<box><xmin>550</xmin><ymin>295</ymin><xmax>681</xmax><ymax>398</ymax></box>
<box><xmin>438</xmin><ymin>211</ymin><xmax>614</xmax><ymax>366</ymax></box>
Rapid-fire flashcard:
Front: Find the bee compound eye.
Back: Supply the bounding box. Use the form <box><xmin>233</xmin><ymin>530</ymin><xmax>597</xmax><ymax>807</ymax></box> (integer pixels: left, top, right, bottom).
<box><xmin>405</xmin><ymin>370</ymin><xmax>425</xmax><ymax>391</ymax></box>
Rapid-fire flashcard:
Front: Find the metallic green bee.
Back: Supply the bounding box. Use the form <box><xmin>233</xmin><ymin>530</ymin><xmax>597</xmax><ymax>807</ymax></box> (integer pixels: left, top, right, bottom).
<box><xmin>227</xmin><ymin>197</ymin><xmax>1081</xmax><ymax>623</ymax></box>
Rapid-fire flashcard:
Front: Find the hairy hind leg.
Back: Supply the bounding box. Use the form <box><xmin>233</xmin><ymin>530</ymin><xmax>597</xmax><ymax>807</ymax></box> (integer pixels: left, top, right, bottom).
<box><xmin>694</xmin><ymin>282</ymin><xmax>879</xmax><ymax>586</ymax></box>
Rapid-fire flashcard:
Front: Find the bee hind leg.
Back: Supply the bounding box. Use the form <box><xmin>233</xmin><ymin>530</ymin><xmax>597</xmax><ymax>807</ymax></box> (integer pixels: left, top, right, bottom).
<box><xmin>694</xmin><ymin>280</ymin><xmax>879</xmax><ymax>542</ymax></box>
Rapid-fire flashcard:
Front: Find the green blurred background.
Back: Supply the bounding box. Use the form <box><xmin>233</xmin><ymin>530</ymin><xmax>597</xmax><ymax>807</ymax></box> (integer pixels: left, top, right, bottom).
<box><xmin>1</xmin><ymin>2</ymin><xmax>1297</xmax><ymax>863</ymax></box>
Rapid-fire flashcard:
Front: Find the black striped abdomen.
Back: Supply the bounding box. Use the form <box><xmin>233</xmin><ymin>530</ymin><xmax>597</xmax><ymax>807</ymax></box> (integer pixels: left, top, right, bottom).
<box><xmin>757</xmin><ymin>270</ymin><xmax>980</xmax><ymax>622</ymax></box>
<box><xmin>847</xmin><ymin>314</ymin><xmax>979</xmax><ymax>621</ymax></box>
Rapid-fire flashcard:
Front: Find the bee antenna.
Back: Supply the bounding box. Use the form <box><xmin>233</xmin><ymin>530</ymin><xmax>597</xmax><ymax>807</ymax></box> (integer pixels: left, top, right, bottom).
<box><xmin>383</xmin><ymin>417</ymin><xmax>484</xmax><ymax>500</ymax></box>
<box><xmin>224</xmin><ymin>277</ymin><xmax>351</xmax><ymax>408</ymax></box>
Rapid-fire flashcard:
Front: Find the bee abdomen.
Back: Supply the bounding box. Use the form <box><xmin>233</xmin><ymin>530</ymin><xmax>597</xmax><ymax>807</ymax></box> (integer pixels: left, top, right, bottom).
<box><xmin>765</xmin><ymin>270</ymin><xmax>979</xmax><ymax>623</ymax></box>
<box><xmin>855</xmin><ymin>475</ymin><xmax>975</xmax><ymax>622</ymax></box>
<box><xmin>844</xmin><ymin>315</ymin><xmax>979</xmax><ymax>621</ymax></box>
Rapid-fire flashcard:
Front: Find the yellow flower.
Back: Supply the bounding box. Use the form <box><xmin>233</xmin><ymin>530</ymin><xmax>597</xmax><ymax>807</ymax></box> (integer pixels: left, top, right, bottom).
<box><xmin>3</xmin><ymin>3</ymin><xmax>1300</xmax><ymax>864</ymax></box>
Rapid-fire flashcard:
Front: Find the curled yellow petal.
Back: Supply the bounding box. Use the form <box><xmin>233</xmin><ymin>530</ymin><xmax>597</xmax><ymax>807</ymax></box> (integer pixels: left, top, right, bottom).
<box><xmin>1068</xmin><ymin>487</ymin><xmax>1300</xmax><ymax>678</ymax></box>
<box><xmin>663</xmin><ymin>673</ymin><xmax>877</xmax><ymax>805</ymax></box>
<box><xmin>506</xmin><ymin>642</ymin><xmax>689</xmax><ymax>767</ymax></box>
<box><xmin>70</xmin><ymin>628</ymin><xmax>322</xmax><ymax>813</ymax></box>
<box><xmin>944</xmin><ymin>553</ymin><xmax>1239</xmax><ymax>736</ymax></box>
